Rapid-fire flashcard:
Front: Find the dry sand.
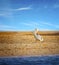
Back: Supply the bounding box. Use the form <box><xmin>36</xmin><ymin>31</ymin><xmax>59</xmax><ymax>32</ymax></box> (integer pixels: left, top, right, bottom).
<box><xmin>0</xmin><ymin>31</ymin><xmax>59</xmax><ymax>56</ymax></box>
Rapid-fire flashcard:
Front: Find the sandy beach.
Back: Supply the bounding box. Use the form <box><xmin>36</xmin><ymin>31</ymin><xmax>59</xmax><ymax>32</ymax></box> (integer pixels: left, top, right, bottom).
<box><xmin>0</xmin><ymin>31</ymin><xmax>59</xmax><ymax>56</ymax></box>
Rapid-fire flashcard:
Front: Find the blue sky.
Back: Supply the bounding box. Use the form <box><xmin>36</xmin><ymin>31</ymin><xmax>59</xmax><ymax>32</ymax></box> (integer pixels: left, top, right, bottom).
<box><xmin>0</xmin><ymin>0</ymin><xmax>59</xmax><ymax>31</ymax></box>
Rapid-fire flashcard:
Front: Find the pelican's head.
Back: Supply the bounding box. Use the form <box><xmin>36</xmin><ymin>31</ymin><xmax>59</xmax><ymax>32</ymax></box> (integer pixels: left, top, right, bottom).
<box><xmin>34</xmin><ymin>28</ymin><xmax>39</xmax><ymax>33</ymax></box>
<box><xmin>35</xmin><ymin>28</ymin><xmax>39</xmax><ymax>32</ymax></box>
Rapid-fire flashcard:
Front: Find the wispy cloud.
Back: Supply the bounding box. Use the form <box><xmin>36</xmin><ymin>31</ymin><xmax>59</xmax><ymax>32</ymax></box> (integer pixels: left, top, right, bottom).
<box><xmin>0</xmin><ymin>24</ymin><xmax>16</xmax><ymax>29</ymax></box>
<box><xmin>15</xmin><ymin>7</ymin><xmax>32</xmax><ymax>11</ymax></box>
<box><xmin>0</xmin><ymin>14</ymin><xmax>5</xmax><ymax>16</ymax></box>
<box><xmin>39</xmin><ymin>28</ymin><xmax>52</xmax><ymax>31</ymax></box>
<box><xmin>0</xmin><ymin>6</ymin><xmax>32</xmax><ymax>17</ymax></box>
<box><xmin>0</xmin><ymin>24</ymin><xmax>18</xmax><ymax>31</ymax></box>
<box><xmin>0</xmin><ymin>10</ymin><xmax>13</xmax><ymax>17</ymax></box>
<box><xmin>0</xmin><ymin>13</ymin><xmax>11</xmax><ymax>17</ymax></box>
<box><xmin>53</xmin><ymin>4</ymin><xmax>59</xmax><ymax>8</ymax></box>
<box><xmin>21</xmin><ymin>22</ymin><xmax>57</xmax><ymax>31</ymax></box>
<box><xmin>40</xmin><ymin>22</ymin><xmax>59</xmax><ymax>29</ymax></box>
<box><xmin>21</xmin><ymin>21</ymin><xmax>59</xmax><ymax>29</ymax></box>
<box><xmin>21</xmin><ymin>22</ymin><xmax>40</xmax><ymax>27</ymax></box>
<box><xmin>42</xmin><ymin>4</ymin><xmax>59</xmax><ymax>9</ymax></box>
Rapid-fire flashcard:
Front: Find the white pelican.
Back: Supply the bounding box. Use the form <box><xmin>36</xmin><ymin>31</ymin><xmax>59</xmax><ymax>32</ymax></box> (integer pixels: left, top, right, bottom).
<box><xmin>33</xmin><ymin>28</ymin><xmax>43</xmax><ymax>41</ymax></box>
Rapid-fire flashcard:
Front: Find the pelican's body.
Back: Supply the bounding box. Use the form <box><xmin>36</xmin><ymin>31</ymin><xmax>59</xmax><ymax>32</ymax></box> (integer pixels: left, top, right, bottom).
<box><xmin>33</xmin><ymin>29</ymin><xmax>43</xmax><ymax>41</ymax></box>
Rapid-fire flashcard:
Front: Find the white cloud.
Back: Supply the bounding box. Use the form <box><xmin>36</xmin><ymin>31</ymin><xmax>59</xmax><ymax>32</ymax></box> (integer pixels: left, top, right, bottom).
<box><xmin>15</xmin><ymin>6</ymin><xmax>32</xmax><ymax>11</ymax></box>
<box><xmin>0</xmin><ymin>6</ymin><xmax>32</xmax><ymax>17</ymax></box>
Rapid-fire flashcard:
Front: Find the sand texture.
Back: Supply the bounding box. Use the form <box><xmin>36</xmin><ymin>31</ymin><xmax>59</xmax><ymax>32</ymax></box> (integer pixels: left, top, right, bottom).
<box><xmin>0</xmin><ymin>31</ymin><xmax>59</xmax><ymax>56</ymax></box>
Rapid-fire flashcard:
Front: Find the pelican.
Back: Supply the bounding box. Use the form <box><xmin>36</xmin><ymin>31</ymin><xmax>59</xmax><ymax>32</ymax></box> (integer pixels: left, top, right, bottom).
<box><xmin>33</xmin><ymin>28</ymin><xmax>43</xmax><ymax>41</ymax></box>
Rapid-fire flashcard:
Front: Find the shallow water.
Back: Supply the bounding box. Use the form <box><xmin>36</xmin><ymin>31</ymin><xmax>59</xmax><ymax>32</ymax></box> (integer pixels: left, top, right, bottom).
<box><xmin>0</xmin><ymin>55</ymin><xmax>59</xmax><ymax>65</ymax></box>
